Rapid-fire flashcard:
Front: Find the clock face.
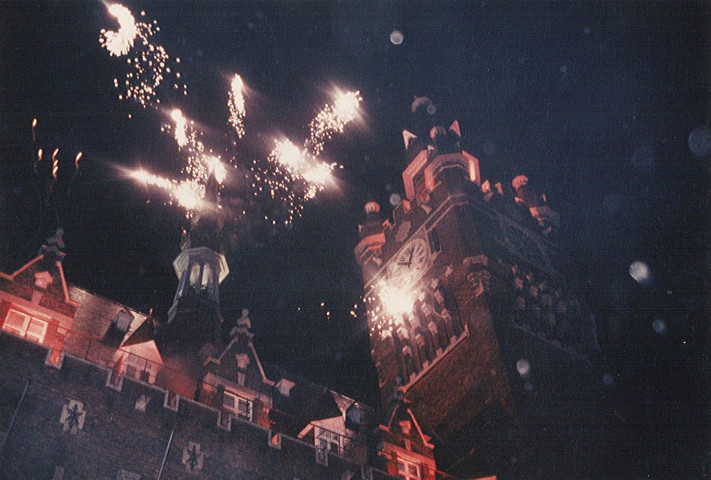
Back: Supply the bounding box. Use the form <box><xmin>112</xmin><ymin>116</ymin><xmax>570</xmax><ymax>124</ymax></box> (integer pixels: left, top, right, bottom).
<box><xmin>391</xmin><ymin>238</ymin><xmax>429</xmax><ymax>284</ymax></box>
<box><xmin>504</xmin><ymin>224</ymin><xmax>548</xmax><ymax>268</ymax></box>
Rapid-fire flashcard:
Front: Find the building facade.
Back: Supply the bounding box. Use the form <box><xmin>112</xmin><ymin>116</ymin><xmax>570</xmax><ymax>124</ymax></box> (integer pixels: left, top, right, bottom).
<box><xmin>355</xmin><ymin>118</ymin><xmax>602</xmax><ymax>479</ymax></box>
<box><xmin>0</xmin><ymin>111</ymin><xmax>601</xmax><ymax>479</ymax></box>
<box><xmin>0</xmin><ymin>225</ymin><xmax>436</xmax><ymax>479</ymax></box>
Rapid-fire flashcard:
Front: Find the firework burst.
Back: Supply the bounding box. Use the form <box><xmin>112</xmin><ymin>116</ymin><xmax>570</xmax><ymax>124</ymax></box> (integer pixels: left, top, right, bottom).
<box><xmin>251</xmin><ymin>90</ymin><xmax>361</xmax><ymax>224</ymax></box>
<box><xmin>104</xmin><ymin>7</ymin><xmax>360</xmax><ymax>226</ymax></box>
<box><xmin>100</xmin><ymin>3</ymin><xmax>186</xmax><ymax>108</ymax></box>
<box><xmin>365</xmin><ymin>281</ymin><xmax>419</xmax><ymax>339</ymax></box>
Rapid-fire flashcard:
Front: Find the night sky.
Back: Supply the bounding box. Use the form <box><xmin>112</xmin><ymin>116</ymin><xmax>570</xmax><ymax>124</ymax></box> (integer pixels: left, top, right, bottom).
<box><xmin>1</xmin><ymin>1</ymin><xmax>709</xmax><ymax>477</ymax></box>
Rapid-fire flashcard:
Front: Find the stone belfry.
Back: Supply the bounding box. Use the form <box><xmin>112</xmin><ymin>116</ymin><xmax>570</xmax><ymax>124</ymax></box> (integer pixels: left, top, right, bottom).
<box><xmin>356</xmin><ymin>99</ymin><xmax>600</xmax><ymax>479</ymax></box>
<box><xmin>163</xmin><ymin>175</ymin><xmax>229</xmax><ymax>352</ymax></box>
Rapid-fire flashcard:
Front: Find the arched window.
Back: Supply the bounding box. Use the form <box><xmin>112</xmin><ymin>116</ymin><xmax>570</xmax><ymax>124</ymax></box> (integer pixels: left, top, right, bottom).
<box><xmin>201</xmin><ymin>263</ymin><xmax>212</xmax><ymax>288</ymax></box>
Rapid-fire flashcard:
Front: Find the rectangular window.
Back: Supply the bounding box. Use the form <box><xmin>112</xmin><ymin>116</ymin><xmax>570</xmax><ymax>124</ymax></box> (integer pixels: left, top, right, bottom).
<box><xmin>2</xmin><ymin>309</ymin><xmax>48</xmax><ymax>343</ymax></box>
<box><xmin>428</xmin><ymin>228</ymin><xmax>440</xmax><ymax>253</ymax></box>
<box><xmin>223</xmin><ymin>391</ymin><xmax>253</xmax><ymax>421</ymax></box>
<box><xmin>396</xmin><ymin>459</ymin><xmax>421</xmax><ymax>480</ymax></box>
<box><xmin>123</xmin><ymin>353</ymin><xmax>157</xmax><ymax>384</ymax></box>
<box><xmin>316</xmin><ymin>427</ymin><xmax>342</xmax><ymax>454</ymax></box>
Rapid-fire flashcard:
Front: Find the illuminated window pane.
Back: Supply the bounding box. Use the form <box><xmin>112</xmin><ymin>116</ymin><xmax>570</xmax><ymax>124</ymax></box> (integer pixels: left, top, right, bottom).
<box><xmin>3</xmin><ymin>310</ymin><xmax>28</xmax><ymax>336</ymax></box>
<box><xmin>189</xmin><ymin>263</ymin><xmax>201</xmax><ymax>285</ymax></box>
<box><xmin>123</xmin><ymin>353</ymin><xmax>155</xmax><ymax>384</ymax></box>
<box><xmin>316</xmin><ymin>427</ymin><xmax>341</xmax><ymax>454</ymax></box>
<box><xmin>3</xmin><ymin>309</ymin><xmax>47</xmax><ymax>344</ymax></box>
<box><xmin>26</xmin><ymin>319</ymin><xmax>47</xmax><ymax>342</ymax></box>
<box><xmin>395</xmin><ymin>459</ymin><xmax>420</xmax><ymax>480</ymax></box>
<box><xmin>201</xmin><ymin>263</ymin><xmax>212</xmax><ymax>287</ymax></box>
<box><xmin>223</xmin><ymin>391</ymin><xmax>252</xmax><ymax>421</ymax></box>
<box><xmin>237</xmin><ymin>398</ymin><xmax>252</xmax><ymax>420</ymax></box>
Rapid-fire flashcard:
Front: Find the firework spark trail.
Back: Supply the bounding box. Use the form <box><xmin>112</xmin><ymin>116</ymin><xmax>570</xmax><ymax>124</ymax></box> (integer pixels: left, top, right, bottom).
<box><xmin>133</xmin><ymin>109</ymin><xmax>229</xmax><ymax>216</ymax></box>
<box><xmin>32</xmin><ymin>118</ymin><xmax>38</xmax><ymax>143</ymax></box>
<box><xmin>131</xmin><ymin>168</ymin><xmax>202</xmax><ymax>210</ymax></box>
<box><xmin>171</xmin><ymin>109</ymin><xmax>189</xmax><ymax>147</ymax></box>
<box><xmin>51</xmin><ymin>149</ymin><xmax>59</xmax><ymax>181</ymax></box>
<box><xmin>35</xmin><ymin>149</ymin><xmax>43</xmax><ymax>172</ymax></box>
<box><xmin>227</xmin><ymin>74</ymin><xmax>246</xmax><ymax>139</ymax></box>
<box><xmin>167</xmin><ymin>109</ymin><xmax>227</xmax><ymax>201</ymax></box>
<box><xmin>307</xmin><ymin>90</ymin><xmax>362</xmax><ymax>156</ymax></box>
<box><xmin>100</xmin><ymin>3</ymin><xmax>186</xmax><ymax>108</ymax></box>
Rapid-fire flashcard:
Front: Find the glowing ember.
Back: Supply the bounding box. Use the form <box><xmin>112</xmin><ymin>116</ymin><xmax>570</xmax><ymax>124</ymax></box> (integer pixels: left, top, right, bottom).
<box><xmin>227</xmin><ymin>74</ymin><xmax>246</xmax><ymax>139</ymax></box>
<box><xmin>51</xmin><ymin>149</ymin><xmax>59</xmax><ymax>180</ymax></box>
<box><xmin>34</xmin><ymin>149</ymin><xmax>43</xmax><ymax>171</ymax></box>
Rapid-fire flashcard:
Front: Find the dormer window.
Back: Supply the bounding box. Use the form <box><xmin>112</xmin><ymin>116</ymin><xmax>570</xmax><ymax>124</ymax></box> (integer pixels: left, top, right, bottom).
<box><xmin>2</xmin><ymin>309</ymin><xmax>48</xmax><ymax>343</ymax></box>
<box><xmin>112</xmin><ymin>309</ymin><xmax>134</xmax><ymax>333</ymax></box>
<box><xmin>121</xmin><ymin>352</ymin><xmax>159</xmax><ymax>384</ymax></box>
<box><xmin>315</xmin><ymin>426</ymin><xmax>344</xmax><ymax>455</ymax></box>
<box><xmin>396</xmin><ymin>459</ymin><xmax>421</xmax><ymax>480</ymax></box>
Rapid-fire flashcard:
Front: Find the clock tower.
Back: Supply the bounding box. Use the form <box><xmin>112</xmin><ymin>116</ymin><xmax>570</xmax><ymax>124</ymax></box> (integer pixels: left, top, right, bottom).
<box><xmin>355</xmin><ymin>109</ymin><xmax>601</xmax><ymax>479</ymax></box>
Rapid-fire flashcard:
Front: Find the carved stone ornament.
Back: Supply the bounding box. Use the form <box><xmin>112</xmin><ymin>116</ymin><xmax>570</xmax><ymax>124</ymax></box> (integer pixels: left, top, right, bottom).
<box><xmin>183</xmin><ymin>441</ymin><xmax>204</xmax><ymax>472</ymax></box>
<box><xmin>59</xmin><ymin>399</ymin><xmax>86</xmax><ymax>434</ymax></box>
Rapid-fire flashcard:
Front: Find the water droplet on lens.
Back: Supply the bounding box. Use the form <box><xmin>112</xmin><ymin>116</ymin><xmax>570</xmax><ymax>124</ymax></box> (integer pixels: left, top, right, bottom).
<box><xmin>516</xmin><ymin>358</ymin><xmax>531</xmax><ymax>377</ymax></box>
<box><xmin>688</xmin><ymin>126</ymin><xmax>711</xmax><ymax>157</ymax></box>
<box><xmin>389</xmin><ymin>30</ymin><xmax>404</xmax><ymax>45</ymax></box>
<box><xmin>629</xmin><ymin>260</ymin><xmax>652</xmax><ymax>285</ymax></box>
<box><xmin>652</xmin><ymin>318</ymin><xmax>666</xmax><ymax>335</ymax></box>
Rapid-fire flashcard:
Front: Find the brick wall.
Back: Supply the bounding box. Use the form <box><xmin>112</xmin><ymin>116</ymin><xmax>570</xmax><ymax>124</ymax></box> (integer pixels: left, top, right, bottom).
<box><xmin>0</xmin><ymin>333</ymin><xmax>397</xmax><ymax>480</ymax></box>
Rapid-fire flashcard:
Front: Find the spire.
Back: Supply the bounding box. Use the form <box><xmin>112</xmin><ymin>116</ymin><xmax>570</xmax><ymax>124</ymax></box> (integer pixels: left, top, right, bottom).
<box><xmin>164</xmin><ymin>182</ymin><xmax>230</xmax><ymax>345</ymax></box>
<box><xmin>359</xmin><ymin>201</ymin><xmax>385</xmax><ymax>239</ymax></box>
